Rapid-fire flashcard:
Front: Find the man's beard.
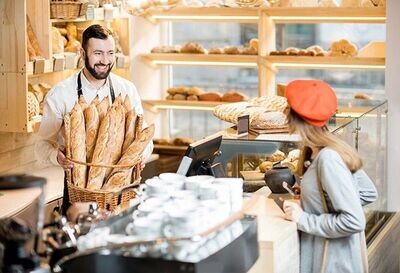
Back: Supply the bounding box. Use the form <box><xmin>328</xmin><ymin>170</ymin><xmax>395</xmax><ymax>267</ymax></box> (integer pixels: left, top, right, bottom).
<box><xmin>85</xmin><ymin>55</ymin><xmax>113</xmax><ymax>80</ymax></box>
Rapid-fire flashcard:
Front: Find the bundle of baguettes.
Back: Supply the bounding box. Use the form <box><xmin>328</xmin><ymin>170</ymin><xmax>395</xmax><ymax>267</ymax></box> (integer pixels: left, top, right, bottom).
<box><xmin>64</xmin><ymin>94</ymin><xmax>154</xmax><ymax>191</ymax></box>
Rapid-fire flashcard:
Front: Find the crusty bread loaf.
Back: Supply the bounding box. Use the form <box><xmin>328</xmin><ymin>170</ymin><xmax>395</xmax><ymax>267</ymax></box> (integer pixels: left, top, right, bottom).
<box><xmin>198</xmin><ymin>92</ymin><xmax>222</xmax><ymax>101</ymax></box>
<box><xmin>78</xmin><ymin>95</ymin><xmax>88</xmax><ymax>111</ymax></box>
<box><xmin>123</xmin><ymin>95</ymin><xmax>132</xmax><ymax>112</ymax></box>
<box><xmin>103</xmin><ymin>125</ymin><xmax>155</xmax><ymax>190</ymax></box>
<box><xmin>84</xmin><ymin>103</ymin><xmax>100</xmax><ymax>162</ymax></box>
<box><xmin>92</xmin><ymin>95</ymin><xmax>100</xmax><ymax>106</ymax></box>
<box><xmin>122</xmin><ymin>110</ymin><xmax>137</xmax><ymax>154</ymax></box>
<box><xmin>64</xmin><ymin>113</ymin><xmax>72</xmax><ymax>184</ymax></box>
<box><xmin>96</xmin><ymin>96</ymin><xmax>110</xmax><ymax>121</ymax></box>
<box><xmin>70</xmin><ymin>102</ymin><xmax>87</xmax><ymax>188</ymax></box>
<box><xmin>105</xmin><ymin>105</ymin><xmax>126</xmax><ymax>179</ymax></box>
<box><xmin>87</xmin><ymin>106</ymin><xmax>117</xmax><ymax>190</ymax></box>
<box><xmin>221</xmin><ymin>91</ymin><xmax>249</xmax><ymax>102</ymax></box>
<box><xmin>134</xmin><ymin>115</ymin><xmax>144</xmax><ymax>142</ymax></box>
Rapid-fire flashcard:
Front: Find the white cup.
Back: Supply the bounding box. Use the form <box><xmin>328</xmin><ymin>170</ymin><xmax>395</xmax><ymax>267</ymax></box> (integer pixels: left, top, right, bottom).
<box><xmin>142</xmin><ymin>178</ymin><xmax>172</xmax><ymax>197</ymax></box>
<box><xmin>159</xmin><ymin>172</ymin><xmax>186</xmax><ymax>183</ymax></box>
<box><xmin>184</xmin><ymin>175</ymin><xmax>214</xmax><ymax>195</ymax></box>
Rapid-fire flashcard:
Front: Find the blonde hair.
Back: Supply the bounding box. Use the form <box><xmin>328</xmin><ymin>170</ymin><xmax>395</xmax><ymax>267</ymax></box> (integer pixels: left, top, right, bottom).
<box><xmin>289</xmin><ymin>110</ymin><xmax>362</xmax><ymax>174</ymax></box>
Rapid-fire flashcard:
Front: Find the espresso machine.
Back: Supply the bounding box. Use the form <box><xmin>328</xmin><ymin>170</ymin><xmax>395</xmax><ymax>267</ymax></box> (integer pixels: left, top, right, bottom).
<box><xmin>0</xmin><ymin>175</ymin><xmax>48</xmax><ymax>273</ymax></box>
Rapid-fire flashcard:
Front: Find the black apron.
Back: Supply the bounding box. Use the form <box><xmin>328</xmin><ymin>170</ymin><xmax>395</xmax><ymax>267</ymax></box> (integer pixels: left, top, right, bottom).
<box><xmin>62</xmin><ymin>71</ymin><xmax>115</xmax><ymax>215</ymax></box>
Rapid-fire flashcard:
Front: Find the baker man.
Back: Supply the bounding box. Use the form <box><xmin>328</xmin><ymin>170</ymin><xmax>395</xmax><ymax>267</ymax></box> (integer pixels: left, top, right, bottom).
<box><xmin>35</xmin><ymin>24</ymin><xmax>153</xmax><ymax>214</ymax></box>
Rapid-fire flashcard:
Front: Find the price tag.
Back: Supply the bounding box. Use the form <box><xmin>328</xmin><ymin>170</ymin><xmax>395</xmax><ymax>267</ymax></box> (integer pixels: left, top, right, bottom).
<box><xmin>237</xmin><ymin>115</ymin><xmax>249</xmax><ymax>137</ymax></box>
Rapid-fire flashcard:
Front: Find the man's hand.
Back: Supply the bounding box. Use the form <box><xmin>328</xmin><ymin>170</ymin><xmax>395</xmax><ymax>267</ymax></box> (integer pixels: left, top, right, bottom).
<box><xmin>57</xmin><ymin>146</ymin><xmax>74</xmax><ymax>170</ymax></box>
<box><xmin>283</xmin><ymin>201</ymin><xmax>304</xmax><ymax>223</ymax></box>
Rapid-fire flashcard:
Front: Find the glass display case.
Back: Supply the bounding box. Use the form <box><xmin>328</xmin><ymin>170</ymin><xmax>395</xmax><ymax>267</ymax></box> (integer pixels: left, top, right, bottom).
<box><xmin>210</xmin><ymin>99</ymin><xmax>389</xmax><ymax>252</ymax></box>
<box><xmin>215</xmin><ymin>99</ymin><xmax>388</xmax><ymax>211</ymax></box>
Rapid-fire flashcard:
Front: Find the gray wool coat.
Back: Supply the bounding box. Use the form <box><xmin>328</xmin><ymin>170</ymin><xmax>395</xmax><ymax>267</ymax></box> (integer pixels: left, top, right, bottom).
<box><xmin>297</xmin><ymin>148</ymin><xmax>378</xmax><ymax>273</ymax></box>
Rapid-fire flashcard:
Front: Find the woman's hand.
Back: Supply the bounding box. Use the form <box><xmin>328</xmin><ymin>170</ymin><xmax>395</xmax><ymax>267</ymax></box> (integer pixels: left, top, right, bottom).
<box><xmin>283</xmin><ymin>201</ymin><xmax>304</xmax><ymax>222</ymax></box>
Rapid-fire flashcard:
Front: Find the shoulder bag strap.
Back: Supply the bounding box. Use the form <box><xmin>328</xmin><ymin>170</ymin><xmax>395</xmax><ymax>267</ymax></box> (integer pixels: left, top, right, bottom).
<box><xmin>316</xmin><ymin>160</ymin><xmax>330</xmax><ymax>273</ymax></box>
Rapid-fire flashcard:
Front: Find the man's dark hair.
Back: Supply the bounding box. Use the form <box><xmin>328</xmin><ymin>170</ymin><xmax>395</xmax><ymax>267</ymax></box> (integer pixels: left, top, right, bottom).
<box><xmin>82</xmin><ymin>24</ymin><xmax>113</xmax><ymax>51</ymax></box>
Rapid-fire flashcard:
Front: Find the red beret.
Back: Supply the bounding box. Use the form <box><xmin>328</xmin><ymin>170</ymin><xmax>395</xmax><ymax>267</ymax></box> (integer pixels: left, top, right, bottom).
<box><xmin>285</xmin><ymin>80</ymin><xmax>337</xmax><ymax>127</ymax></box>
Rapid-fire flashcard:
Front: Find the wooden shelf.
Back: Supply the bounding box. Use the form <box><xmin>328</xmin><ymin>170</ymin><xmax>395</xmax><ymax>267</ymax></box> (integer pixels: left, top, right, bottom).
<box><xmin>263</xmin><ymin>7</ymin><xmax>386</xmax><ymax>23</ymax></box>
<box><xmin>143</xmin><ymin>100</ymin><xmax>228</xmax><ymax>112</ymax></box>
<box><xmin>140</xmin><ymin>53</ymin><xmax>258</xmax><ymax>67</ymax></box>
<box><xmin>51</xmin><ymin>7</ymin><xmax>129</xmax><ymax>23</ymax></box>
<box><xmin>129</xmin><ymin>7</ymin><xmax>385</xmax><ymax>24</ymax></box>
<box><xmin>128</xmin><ymin>7</ymin><xmax>259</xmax><ymax>23</ymax></box>
<box><xmin>263</xmin><ymin>56</ymin><xmax>385</xmax><ymax>70</ymax></box>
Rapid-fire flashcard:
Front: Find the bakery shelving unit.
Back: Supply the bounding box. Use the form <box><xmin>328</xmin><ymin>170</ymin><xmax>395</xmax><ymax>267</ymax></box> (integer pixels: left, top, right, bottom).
<box><xmin>130</xmin><ymin>6</ymin><xmax>386</xmax><ymax>112</ymax></box>
<box><xmin>258</xmin><ymin>7</ymin><xmax>386</xmax><ymax>94</ymax></box>
<box><xmin>0</xmin><ymin>0</ymin><xmax>131</xmax><ymax>133</ymax></box>
<box><xmin>142</xmin><ymin>99</ymin><xmax>229</xmax><ymax>113</ymax></box>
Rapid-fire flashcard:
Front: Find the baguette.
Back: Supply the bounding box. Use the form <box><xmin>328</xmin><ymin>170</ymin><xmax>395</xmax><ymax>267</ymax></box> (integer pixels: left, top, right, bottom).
<box><xmin>84</xmin><ymin>103</ymin><xmax>100</xmax><ymax>162</ymax></box>
<box><xmin>122</xmin><ymin>110</ymin><xmax>137</xmax><ymax>154</ymax></box>
<box><xmin>26</xmin><ymin>15</ymin><xmax>43</xmax><ymax>57</ymax></box>
<box><xmin>123</xmin><ymin>95</ymin><xmax>132</xmax><ymax>112</ymax></box>
<box><xmin>92</xmin><ymin>95</ymin><xmax>100</xmax><ymax>106</ymax></box>
<box><xmin>96</xmin><ymin>96</ymin><xmax>110</xmax><ymax>121</ymax></box>
<box><xmin>78</xmin><ymin>95</ymin><xmax>88</xmax><ymax>111</ymax></box>
<box><xmin>70</xmin><ymin>102</ymin><xmax>87</xmax><ymax>188</ymax></box>
<box><xmin>105</xmin><ymin>105</ymin><xmax>126</xmax><ymax>179</ymax></box>
<box><xmin>103</xmin><ymin>125</ymin><xmax>155</xmax><ymax>191</ymax></box>
<box><xmin>134</xmin><ymin>115</ymin><xmax>144</xmax><ymax>141</ymax></box>
<box><xmin>64</xmin><ymin>113</ymin><xmax>72</xmax><ymax>184</ymax></box>
<box><xmin>87</xmin><ymin>106</ymin><xmax>117</xmax><ymax>190</ymax></box>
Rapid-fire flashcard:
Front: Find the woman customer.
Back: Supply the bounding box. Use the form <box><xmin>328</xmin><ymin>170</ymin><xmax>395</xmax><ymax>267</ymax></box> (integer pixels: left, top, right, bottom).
<box><xmin>282</xmin><ymin>79</ymin><xmax>378</xmax><ymax>273</ymax></box>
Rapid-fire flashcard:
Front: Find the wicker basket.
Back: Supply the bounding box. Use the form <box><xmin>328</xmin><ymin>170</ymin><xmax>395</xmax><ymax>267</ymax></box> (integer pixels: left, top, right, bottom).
<box><xmin>50</xmin><ymin>0</ymin><xmax>89</xmax><ymax>19</ymax></box>
<box><xmin>66</xmin><ymin>163</ymin><xmax>142</xmax><ymax>211</ymax></box>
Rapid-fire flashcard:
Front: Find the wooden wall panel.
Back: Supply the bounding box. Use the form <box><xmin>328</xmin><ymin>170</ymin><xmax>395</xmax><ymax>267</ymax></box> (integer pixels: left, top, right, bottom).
<box><xmin>0</xmin><ymin>73</ymin><xmax>28</xmax><ymax>132</ymax></box>
<box><xmin>0</xmin><ymin>0</ymin><xmax>26</xmax><ymax>73</ymax></box>
<box><xmin>0</xmin><ymin>141</ymin><xmax>37</xmax><ymax>174</ymax></box>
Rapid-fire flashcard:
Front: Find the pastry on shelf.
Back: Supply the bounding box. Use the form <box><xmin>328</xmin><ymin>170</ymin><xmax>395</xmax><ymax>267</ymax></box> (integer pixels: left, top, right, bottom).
<box><xmin>27</xmin><ymin>91</ymin><xmax>40</xmax><ymax>121</ymax></box>
<box><xmin>151</xmin><ymin>45</ymin><xmax>181</xmax><ymax>54</ymax></box>
<box><xmin>64</xmin><ymin>23</ymin><xmax>81</xmax><ymax>53</ymax></box>
<box><xmin>173</xmin><ymin>94</ymin><xmax>187</xmax><ymax>100</ymax></box>
<box><xmin>224</xmin><ymin>46</ymin><xmax>242</xmax><ymax>55</ymax></box>
<box><xmin>258</xmin><ymin>161</ymin><xmax>273</xmax><ymax>173</ymax></box>
<box><xmin>241</xmin><ymin>47</ymin><xmax>258</xmax><ymax>55</ymax></box>
<box><xmin>166</xmin><ymin>95</ymin><xmax>174</xmax><ymax>100</ymax></box>
<box><xmin>180</xmin><ymin>42</ymin><xmax>207</xmax><ymax>54</ymax></box>
<box><xmin>329</xmin><ymin>39</ymin><xmax>358</xmax><ymax>57</ymax></box>
<box><xmin>198</xmin><ymin>92</ymin><xmax>223</xmax><ymax>101</ymax></box>
<box><xmin>167</xmin><ymin>86</ymin><xmax>188</xmax><ymax>95</ymax></box>
<box><xmin>265</xmin><ymin>150</ymin><xmax>286</xmax><ymax>162</ymax></box>
<box><xmin>297</xmin><ymin>49</ymin><xmax>315</xmax><ymax>56</ymax></box>
<box><xmin>354</xmin><ymin>92</ymin><xmax>373</xmax><ymax>100</ymax></box>
<box><xmin>208</xmin><ymin>47</ymin><xmax>224</xmax><ymax>54</ymax></box>
<box><xmin>306</xmin><ymin>45</ymin><xmax>328</xmax><ymax>56</ymax></box>
<box><xmin>221</xmin><ymin>91</ymin><xmax>249</xmax><ymax>102</ymax></box>
<box><xmin>281</xmin><ymin>149</ymin><xmax>301</xmax><ymax>173</ymax></box>
<box><xmin>285</xmin><ymin>47</ymin><xmax>300</xmax><ymax>56</ymax></box>
<box><xmin>153</xmin><ymin>138</ymin><xmax>172</xmax><ymax>145</ymax></box>
<box><xmin>173</xmin><ymin>137</ymin><xmax>194</xmax><ymax>146</ymax></box>
<box><xmin>187</xmin><ymin>95</ymin><xmax>199</xmax><ymax>101</ymax></box>
<box><xmin>187</xmin><ymin>86</ymin><xmax>204</xmax><ymax>96</ymax></box>
<box><xmin>269</xmin><ymin>50</ymin><xmax>288</xmax><ymax>56</ymax></box>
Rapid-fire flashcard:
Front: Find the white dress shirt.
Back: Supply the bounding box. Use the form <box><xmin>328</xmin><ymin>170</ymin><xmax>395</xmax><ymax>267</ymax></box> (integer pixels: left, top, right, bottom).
<box><xmin>35</xmin><ymin>71</ymin><xmax>153</xmax><ymax>167</ymax></box>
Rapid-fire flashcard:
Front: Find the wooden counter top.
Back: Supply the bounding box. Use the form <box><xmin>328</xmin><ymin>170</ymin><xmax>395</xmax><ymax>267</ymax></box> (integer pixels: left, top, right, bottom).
<box><xmin>247</xmin><ymin>194</ymin><xmax>300</xmax><ymax>273</ymax></box>
<box><xmin>0</xmin><ymin>166</ymin><xmax>64</xmax><ymax>218</ymax></box>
